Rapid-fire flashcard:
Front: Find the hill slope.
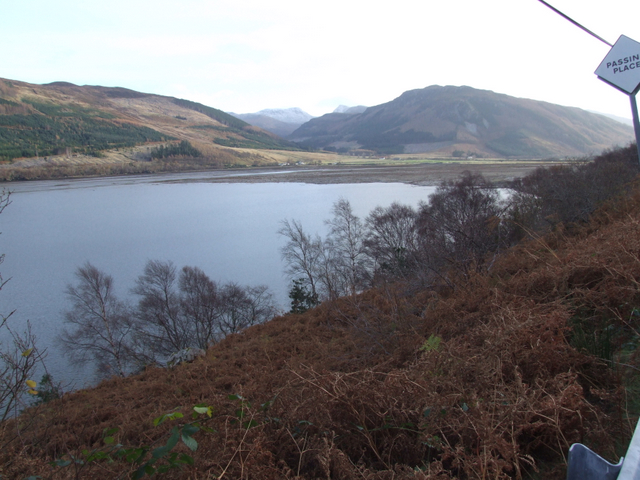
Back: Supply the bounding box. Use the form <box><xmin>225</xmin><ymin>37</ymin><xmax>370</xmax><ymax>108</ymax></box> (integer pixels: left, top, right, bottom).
<box><xmin>0</xmin><ymin>78</ymin><xmax>299</xmax><ymax>163</ymax></box>
<box><xmin>290</xmin><ymin>85</ymin><xmax>634</xmax><ymax>158</ymax></box>
<box><xmin>2</xmin><ymin>147</ymin><xmax>640</xmax><ymax>479</ymax></box>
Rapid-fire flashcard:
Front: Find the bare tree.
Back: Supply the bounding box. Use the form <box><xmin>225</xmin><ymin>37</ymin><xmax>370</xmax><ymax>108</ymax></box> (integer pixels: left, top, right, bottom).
<box><xmin>417</xmin><ymin>172</ymin><xmax>506</xmax><ymax>279</ymax></box>
<box><xmin>243</xmin><ymin>284</ymin><xmax>278</xmax><ymax>325</ymax></box>
<box><xmin>364</xmin><ymin>202</ymin><xmax>420</xmax><ymax>280</ymax></box>
<box><xmin>508</xmin><ymin>147</ymin><xmax>640</xmax><ymax>235</ymax></box>
<box><xmin>133</xmin><ymin>260</ymin><xmax>277</xmax><ymax>358</ymax></box>
<box><xmin>179</xmin><ymin>265</ymin><xmax>222</xmax><ymax>348</ymax></box>
<box><xmin>325</xmin><ymin>198</ymin><xmax>370</xmax><ymax>296</ymax></box>
<box><xmin>0</xmin><ymin>190</ymin><xmax>47</xmax><ymax>420</ymax></box>
<box><xmin>0</xmin><ymin>318</ymin><xmax>44</xmax><ymax>421</ymax></box>
<box><xmin>314</xmin><ymin>240</ymin><xmax>343</xmax><ymax>301</ymax></box>
<box><xmin>278</xmin><ymin>219</ymin><xmax>323</xmax><ymax>302</ymax></box>
<box><xmin>280</xmin><ymin>201</ymin><xmax>371</xmax><ymax>306</ymax></box>
<box><xmin>218</xmin><ymin>283</ymin><xmax>276</xmax><ymax>336</ymax></box>
<box><xmin>59</xmin><ymin>263</ymin><xmax>136</xmax><ymax>379</ymax></box>
<box><xmin>59</xmin><ymin>257</ymin><xmax>278</xmax><ymax>377</ymax></box>
<box><xmin>132</xmin><ymin>260</ymin><xmax>192</xmax><ymax>359</ymax></box>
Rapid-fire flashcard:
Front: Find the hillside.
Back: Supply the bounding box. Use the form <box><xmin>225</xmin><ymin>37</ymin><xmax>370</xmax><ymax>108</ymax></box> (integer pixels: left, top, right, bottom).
<box><xmin>1</xmin><ymin>146</ymin><xmax>639</xmax><ymax>479</ymax></box>
<box><xmin>0</xmin><ymin>78</ymin><xmax>299</xmax><ymax>165</ymax></box>
<box><xmin>290</xmin><ymin>85</ymin><xmax>635</xmax><ymax>158</ymax></box>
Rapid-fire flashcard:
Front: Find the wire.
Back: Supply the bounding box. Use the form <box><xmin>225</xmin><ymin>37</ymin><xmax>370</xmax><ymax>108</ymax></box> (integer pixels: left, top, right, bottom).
<box><xmin>537</xmin><ymin>0</ymin><xmax>613</xmax><ymax>47</ymax></box>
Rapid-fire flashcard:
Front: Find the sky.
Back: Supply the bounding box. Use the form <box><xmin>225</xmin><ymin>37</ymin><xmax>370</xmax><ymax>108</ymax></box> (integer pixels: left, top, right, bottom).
<box><xmin>2</xmin><ymin>0</ymin><xmax>639</xmax><ymax>119</ymax></box>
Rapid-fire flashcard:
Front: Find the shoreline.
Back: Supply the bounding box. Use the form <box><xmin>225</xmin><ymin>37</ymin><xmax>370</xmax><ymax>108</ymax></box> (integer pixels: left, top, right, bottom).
<box><xmin>0</xmin><ymin>161</ymin><xmax>555</xmax><ymax>191</ymax></box>
<box><xmin>158</xmin><ymin>162</ymin><xmax>551</xmax><ymax>187</ymax></box>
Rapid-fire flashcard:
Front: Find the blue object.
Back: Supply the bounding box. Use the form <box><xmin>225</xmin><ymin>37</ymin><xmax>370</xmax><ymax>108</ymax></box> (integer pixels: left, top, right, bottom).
<box><xmin>566</xmin><ymin>443</ymin><xmax>623</xmax><ymax>480</ymax></box>
<box><xmin>567</xmin><ymin>418</ymin><xmax>640</xmax><ymax>480</ymax></box>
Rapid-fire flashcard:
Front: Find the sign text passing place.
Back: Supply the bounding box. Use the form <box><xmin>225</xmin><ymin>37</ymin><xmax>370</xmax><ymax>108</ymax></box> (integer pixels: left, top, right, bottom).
<box><xmin>595</xmin><ymin>35</ymin><xmax>640</xmax><ymax>95</ymax></box>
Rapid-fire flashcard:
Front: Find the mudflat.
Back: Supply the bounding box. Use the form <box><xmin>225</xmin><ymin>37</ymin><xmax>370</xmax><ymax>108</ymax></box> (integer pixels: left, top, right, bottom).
<box><xmin>187</xmin><ymin>161</ymin><xmax>553</xmax><ymax>186</ymax></box>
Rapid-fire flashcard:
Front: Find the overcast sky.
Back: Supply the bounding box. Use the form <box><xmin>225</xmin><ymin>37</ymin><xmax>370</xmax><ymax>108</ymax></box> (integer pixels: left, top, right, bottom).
<box><xmin>2</xmin><ymin>0</ymin><xmax>639</xmax><ymax>118</ymax></box>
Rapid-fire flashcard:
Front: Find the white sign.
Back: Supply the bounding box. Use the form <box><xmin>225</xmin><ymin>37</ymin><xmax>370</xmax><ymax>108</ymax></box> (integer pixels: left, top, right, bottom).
<box><xmin>595</xmin><ymin>35</ymin><xmax>640</xmax><ymax>95</ymax></box>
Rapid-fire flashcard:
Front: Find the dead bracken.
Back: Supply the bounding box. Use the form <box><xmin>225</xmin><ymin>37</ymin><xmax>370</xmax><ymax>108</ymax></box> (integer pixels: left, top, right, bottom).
<box><xmin>1</xmin><ymin>145</ymin><xmax>640</xmax><ymax>479</ymax></box>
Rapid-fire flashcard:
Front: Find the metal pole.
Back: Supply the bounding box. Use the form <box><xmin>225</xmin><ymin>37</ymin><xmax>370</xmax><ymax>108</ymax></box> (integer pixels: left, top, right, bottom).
<box><xmin>631</xmin><ymin>93</ymin><xmax>640</xmax><ymax>164</ymax></box>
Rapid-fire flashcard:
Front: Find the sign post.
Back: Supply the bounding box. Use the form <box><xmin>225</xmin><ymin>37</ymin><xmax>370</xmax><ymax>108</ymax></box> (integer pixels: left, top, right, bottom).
<box><xmin>594</xmin><ymin>35</ymin><xmax>640</xmax><ymax>163</ymax></box>
<box><xmin>631</xmin><ymin>94</ymin><xmax>640</xmax><ymax>162</ymax></box>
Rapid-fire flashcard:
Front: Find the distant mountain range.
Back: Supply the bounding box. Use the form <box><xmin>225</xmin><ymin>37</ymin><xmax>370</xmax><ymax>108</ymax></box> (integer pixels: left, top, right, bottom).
<box><xmin>230</xmin><ymin>108</ymin><xmax>314</xmax><ymax>137</ymax></box>
<box><xmin>288</xmin><ymin>86</ymin><xmax>634</xmax><ymax>158</ymax></box>
<box><xmin>231</xmin><ymin>106</ymin><xmax>369</xmax><ymax>137</ymax></box>
<box><xmin>333</xmin><ymin>105</ymin><xmax>368</xmax><ymax>114</ymax></box>
<box><xmin>0</xmin><ymin>78</ymin><xmax>634</xmax><ymax>162</ymax></box>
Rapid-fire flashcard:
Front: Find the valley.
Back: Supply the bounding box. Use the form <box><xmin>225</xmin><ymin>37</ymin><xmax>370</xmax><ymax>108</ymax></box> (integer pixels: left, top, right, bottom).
<box><xmin>0</xmin><ymin>78</ymin><xmax>634</xmax><ymax>184</ymax></box>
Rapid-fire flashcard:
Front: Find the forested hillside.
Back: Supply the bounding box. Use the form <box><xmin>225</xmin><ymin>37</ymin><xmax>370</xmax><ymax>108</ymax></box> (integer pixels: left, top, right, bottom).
<box><xmin>0</xmin><ymin>146</ymin><xmax>639</xmax><ymax>479</ymax></box>
<box><xmin>0</xmin><ymin>78</ymin><xmax>300</xmax><ymax>178</ymax></box>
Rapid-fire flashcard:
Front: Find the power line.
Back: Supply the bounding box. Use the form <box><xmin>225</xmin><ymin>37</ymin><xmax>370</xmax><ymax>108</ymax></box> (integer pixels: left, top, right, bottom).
<box><xmin>537</xmin><ymin>1</ymin><xmax>640</xmax><ymax>164</ymax></box>
<box><xmin>537</xmin><ymin>0</ymin><xmax>613</xmax><ymax>47</ymax></box>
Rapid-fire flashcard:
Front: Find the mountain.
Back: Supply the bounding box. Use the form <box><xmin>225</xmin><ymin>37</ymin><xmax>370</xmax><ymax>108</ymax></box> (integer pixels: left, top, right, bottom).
<box><xmin>589</xmin><ymin>110</ymin><xmax>634</xmax><ymax>127</ymax></box>
<box><xmin>256</xmin><ymin>107</ymin><xmax>314</xmax><ymax>124</ymax></box>
<box><xmin>333</xmin><ymin>105</ymin><xmax>367</xmax><ymax>114</ymax></box>
<box><xmin>231</xmin><ymin>107</ymin><xmax>314</xmax><ymax>137</ymax></box>
<box><xmin>290</xmin><ymin>85</ymin><xmax>635</xmax><ymax>158</ymax></box>
<box><xmin>0</xmin><ymin>78</ymin><xmax>299</xmax><ymax>163</ymax></box>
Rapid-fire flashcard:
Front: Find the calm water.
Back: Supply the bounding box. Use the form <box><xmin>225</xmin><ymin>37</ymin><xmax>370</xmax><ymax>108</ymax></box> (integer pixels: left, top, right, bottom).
<box><xmin>0</xmin><ymin>172</ymin><xmax>436</xmax><ymax>388</ymax></box>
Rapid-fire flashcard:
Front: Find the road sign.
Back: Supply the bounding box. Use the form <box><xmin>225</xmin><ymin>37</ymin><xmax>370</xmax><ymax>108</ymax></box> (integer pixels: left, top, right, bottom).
<box><xmin>595</xmin><ymin>35</ymin><xmax>640</xmax><ymax>95</ymax></box>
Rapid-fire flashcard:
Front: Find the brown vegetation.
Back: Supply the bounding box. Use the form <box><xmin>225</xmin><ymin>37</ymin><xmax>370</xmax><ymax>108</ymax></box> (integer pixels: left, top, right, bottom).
<box><xmin>1</xmin><ymin>147</ymin><xmax>640</xmax><ymax>479</ymax></box>
<box><xmin>0</xmin><ymin>77</ymin><xmax>297</xmax><ymax>172</ymax></box>
<box><xmin>0</xmin><ymin>148</ymin><xmax>268</xmax><ymax>182</ymax></box>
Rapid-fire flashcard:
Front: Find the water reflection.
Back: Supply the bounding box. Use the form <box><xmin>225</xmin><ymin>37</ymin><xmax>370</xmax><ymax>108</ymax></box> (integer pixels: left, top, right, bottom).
<box><xmin>0</xmin><ymin>176</ymin><xmax>435</xmax><ymax>387</ymax></box>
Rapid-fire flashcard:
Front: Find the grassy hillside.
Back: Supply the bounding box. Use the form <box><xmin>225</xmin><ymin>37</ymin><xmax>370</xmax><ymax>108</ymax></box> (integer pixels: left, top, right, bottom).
<box><xmin>290</xmin><ymin>85</ymin><xmax>634</xmax><ymax>158</ymax></box>
<box><xmin>1</xmin><ymin>146</ymin><xmax>639</xmax><ymax>479</ymax></box>
<box><xmin>0</xmin><ymin>78</ymin><xmax>300</xmax><ymax>173</ymax></box>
